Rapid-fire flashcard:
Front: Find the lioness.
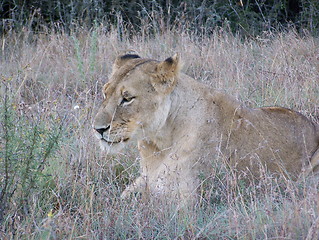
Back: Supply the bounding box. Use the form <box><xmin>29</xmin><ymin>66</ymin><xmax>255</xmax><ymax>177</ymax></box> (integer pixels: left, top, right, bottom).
<box><xmin>94</xmin><ymin>53</ymin><xmax>319</xmax><ymax>201</ymax></box>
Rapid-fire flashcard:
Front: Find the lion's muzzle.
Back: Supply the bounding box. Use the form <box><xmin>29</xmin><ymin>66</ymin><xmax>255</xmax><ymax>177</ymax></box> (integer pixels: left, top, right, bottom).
<box><xmin>94</xmin><ymin>125</ymin><xmax>129</xmax><ymax>144</ymax></box>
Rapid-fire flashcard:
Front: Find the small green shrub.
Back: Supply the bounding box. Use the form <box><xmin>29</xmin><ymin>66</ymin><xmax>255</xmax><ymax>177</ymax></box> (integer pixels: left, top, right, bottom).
<box><xmin>0</xmin><ymin>79</ymin><xmax>64</xmax><ymax>233</ymax></box>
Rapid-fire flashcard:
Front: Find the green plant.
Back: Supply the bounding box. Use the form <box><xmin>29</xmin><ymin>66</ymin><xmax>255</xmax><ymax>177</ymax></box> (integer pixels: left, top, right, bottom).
<box><xmin>0</xmin><ymin>78</ymin><xmax>64</xmax><ymax>232</ymax></box>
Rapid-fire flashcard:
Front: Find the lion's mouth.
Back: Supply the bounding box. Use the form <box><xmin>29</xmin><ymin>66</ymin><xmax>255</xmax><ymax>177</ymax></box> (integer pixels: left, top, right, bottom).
<box><xmin>101</xmin><ymin>137</ymin><xmax>129</xmax><ymax>144</ymax></box>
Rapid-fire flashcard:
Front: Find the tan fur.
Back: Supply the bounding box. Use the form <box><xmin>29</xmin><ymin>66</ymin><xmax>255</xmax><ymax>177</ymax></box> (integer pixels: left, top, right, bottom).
<box><xmin>93</xmin><ymin>54</ymin><xmax>319</xmax><ymax>201</ymax></box>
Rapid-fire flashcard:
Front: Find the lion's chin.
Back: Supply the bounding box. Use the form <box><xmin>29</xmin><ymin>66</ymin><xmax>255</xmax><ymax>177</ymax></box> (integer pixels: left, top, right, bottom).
<box><xmin>99</xmin><ymin>139</ymin><xmax>127</xmax><ymax>154</ymax></box>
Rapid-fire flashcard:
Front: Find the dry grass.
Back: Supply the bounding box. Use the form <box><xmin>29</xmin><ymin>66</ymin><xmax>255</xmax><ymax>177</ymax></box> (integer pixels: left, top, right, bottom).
<box><xmin>1</xmin><ymin>25</ymin><xmax>319</xmax><ymax>239</ymax></box>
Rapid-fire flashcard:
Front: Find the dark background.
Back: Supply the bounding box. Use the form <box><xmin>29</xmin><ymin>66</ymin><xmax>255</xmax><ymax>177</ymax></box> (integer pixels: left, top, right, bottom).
<box><xmin>1</xmin><ymin>0</ymin><xmax>319</xmax><ymax>35</ymax></box>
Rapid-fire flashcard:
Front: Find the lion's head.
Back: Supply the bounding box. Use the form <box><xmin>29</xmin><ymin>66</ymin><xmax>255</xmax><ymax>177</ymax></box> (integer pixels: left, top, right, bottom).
<box><xmin>93</xmin><ymin>54</ymin><xmax>180</xmax><ymax>153</ymax></box>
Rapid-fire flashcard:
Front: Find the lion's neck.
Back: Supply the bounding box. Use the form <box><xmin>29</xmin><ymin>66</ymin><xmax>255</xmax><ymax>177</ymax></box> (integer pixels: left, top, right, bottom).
<box><xmin>144</xmin><ymin>74</ymin><xmax>214</xmax><ymax>154</ymax></box>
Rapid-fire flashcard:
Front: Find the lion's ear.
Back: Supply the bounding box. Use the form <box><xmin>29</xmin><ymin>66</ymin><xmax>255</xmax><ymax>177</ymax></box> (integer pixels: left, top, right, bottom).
<box><xmin>151</xmin><ymin>53</ymin><xmax>180</xmax><ymax>94</ymax></box>
<box><xmin>112</xmin><ymin>54</ymin><xmax>141</xmax><ymax>73</ymax></box>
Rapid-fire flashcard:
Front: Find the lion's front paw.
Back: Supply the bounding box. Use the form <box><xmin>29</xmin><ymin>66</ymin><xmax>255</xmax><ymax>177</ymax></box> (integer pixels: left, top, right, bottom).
<box><xmin>120</xmin><ymin>188</ymin><xmax>132</xmax><ymax>199</ymax></box>
<box><xmin>120</xmin><ymin>176</ymin><xmax>146</xmax><ymax>199</ymax></box>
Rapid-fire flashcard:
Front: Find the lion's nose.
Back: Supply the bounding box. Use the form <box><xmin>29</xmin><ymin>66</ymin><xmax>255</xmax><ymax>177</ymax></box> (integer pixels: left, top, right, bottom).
<box><xmin>94</xmin><ymin>125</ymin><xmax>110</xmax><ymax>135</ymax></box>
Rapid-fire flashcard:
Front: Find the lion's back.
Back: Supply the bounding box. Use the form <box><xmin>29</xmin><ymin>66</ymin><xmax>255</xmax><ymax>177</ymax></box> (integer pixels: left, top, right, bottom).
<box><xmin>224</xmin><ymin>105</ymin><xmax>319</xmax><ymax>177</ymax></box>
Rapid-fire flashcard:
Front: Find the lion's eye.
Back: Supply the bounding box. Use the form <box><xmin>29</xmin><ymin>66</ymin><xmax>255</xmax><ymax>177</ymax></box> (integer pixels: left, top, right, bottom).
<box><xmin>120</xmin><ymin>92</ymin><xmax>135</xmax><ymax>106</ymax></box>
